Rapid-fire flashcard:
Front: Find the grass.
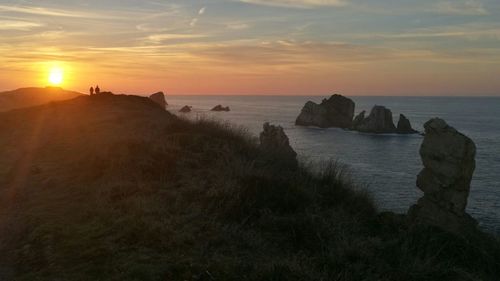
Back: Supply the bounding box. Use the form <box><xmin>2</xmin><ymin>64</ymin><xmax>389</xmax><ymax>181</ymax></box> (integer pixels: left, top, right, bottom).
<box><xmin>0</xmin><ymin>94</ymin><xmax>499</xmax><ymax>280</ymax></box>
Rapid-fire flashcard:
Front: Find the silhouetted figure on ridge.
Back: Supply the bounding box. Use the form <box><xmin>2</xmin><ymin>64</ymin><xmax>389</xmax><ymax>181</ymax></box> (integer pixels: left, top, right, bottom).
<box><xmin>89</xmin><ymin>86</ymin><xmax>94</xmax><ymax>95</ymax></box>
<box><xmin>95</xmin><ymin>85</ymin><xmax>100</xmax><ymax>95</ymax></box>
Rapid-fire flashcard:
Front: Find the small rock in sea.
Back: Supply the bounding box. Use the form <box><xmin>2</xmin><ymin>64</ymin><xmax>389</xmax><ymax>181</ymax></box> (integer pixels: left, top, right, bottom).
<box><xmin>211</xmin><ymin>105</ymin><xmax>230</xmax><ymax>112</ymax></box>
<box><xmin>408</xmin><ymin>118</ymin><xmax>477</xmax><ymax>234</ymax></box>
<box><xmin>179</xmin><ymin>105</ymin><xmax>192</xmax><ymax>113</ymax></box>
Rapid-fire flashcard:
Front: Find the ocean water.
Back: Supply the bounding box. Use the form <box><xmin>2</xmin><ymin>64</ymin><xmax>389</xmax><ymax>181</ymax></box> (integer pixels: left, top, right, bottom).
<box><xmin>167</xmin><ymin>95</ymin><xmax>500</xmax><ymax>234</ymax></box>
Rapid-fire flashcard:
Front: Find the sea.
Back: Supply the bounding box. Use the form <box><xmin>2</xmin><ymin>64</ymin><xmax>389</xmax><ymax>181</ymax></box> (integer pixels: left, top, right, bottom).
<box><xmin>167</xmin><ymin>95</ymin><xmax>500</xmax><ymax>234</ymax></box>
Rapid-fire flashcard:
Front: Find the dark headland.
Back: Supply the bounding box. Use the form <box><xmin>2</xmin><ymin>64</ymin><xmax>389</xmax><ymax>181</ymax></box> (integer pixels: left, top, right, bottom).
<box><xmin>0</xmin><ymin>91</ymin><xmax>499</xmax><ymax>280</ymax></box>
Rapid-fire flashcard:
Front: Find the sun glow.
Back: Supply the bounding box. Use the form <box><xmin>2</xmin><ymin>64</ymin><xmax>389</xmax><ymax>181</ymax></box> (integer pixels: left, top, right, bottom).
<box><xmin>48</xmin><ymin>67</ymin><xmax>64</xmax><ymax>86</ymax></box>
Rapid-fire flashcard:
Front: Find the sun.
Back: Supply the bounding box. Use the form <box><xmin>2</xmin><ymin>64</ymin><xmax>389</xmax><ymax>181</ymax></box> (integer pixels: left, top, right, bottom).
<box><xmin>48</xmin><ymin>67</ymin><xmax>64</xmax><ymax>86</ymax></box>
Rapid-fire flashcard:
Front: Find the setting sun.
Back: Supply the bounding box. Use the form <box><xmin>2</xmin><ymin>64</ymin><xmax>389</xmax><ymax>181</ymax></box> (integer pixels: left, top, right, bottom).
<box><xmin>48</xmin><ymin>67</ymin><xmax>64</xmax><ymax>86</ymax></box>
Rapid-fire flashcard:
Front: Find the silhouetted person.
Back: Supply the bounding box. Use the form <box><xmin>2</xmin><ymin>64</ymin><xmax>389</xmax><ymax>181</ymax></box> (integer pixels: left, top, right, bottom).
<box><xmin>89</xmin><ymin>86</ymin><xmax>94</xmax><ymax>95</ymax></box>
<box><xmin>95</xmin><ymin>85</ymin><xmax>100</xmax><ymax>95</ymax></box>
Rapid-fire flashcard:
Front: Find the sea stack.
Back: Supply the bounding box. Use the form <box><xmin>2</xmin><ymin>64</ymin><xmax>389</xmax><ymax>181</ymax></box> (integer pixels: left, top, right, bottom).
<box><xmin>408</xmin><ymin>118</ymin><xmax>477</xmax><ymax>234</ymax></box>
<box><xmin>295</xmin><ymin>94</ymin><xmax>355</xmax><ymax>129</ymax></box>
<box><xmin>149</xmin><ymin>92</ymin><xmax>167</xmax><ymax>109</ymax></box>
<box><xmin>396</xmin><ymin>114</ymin><xmax>418</xmax><ymax>134</ymax></box>
<box><xmin>259</xmin><ymin>122</ymin><xmax>297</xmax><ymax>167</ymax></box>
<box><xmin>353</xmin><ymin>106</ymin><xmax>396</xmax><ymax>133</ymax></box>
<box><xmin>352</xmin><ymin>110</ymin><xmax>366</xmax><ymax>129</ymax></box>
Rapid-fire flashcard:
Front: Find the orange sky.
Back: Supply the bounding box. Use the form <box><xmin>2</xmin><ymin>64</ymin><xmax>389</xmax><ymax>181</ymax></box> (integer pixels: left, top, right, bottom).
<box><xmin>1</xmin><ymin>1</ymin><xmax>499</xmax><ymax>95</ymax></box>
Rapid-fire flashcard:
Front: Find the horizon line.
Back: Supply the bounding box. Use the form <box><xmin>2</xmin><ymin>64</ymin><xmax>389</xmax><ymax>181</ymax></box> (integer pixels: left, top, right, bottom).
<box><xmin>2</xmin><ymin>86</ymin><xmax>499</xmax><ymax>97</ymax></box>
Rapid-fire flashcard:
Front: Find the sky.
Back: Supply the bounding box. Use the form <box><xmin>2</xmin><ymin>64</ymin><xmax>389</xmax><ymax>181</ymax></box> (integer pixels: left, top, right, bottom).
<box><xmin>1</xmin><ymin>0</ymin><xmax>500</xmax><ymax>95</ymax></box>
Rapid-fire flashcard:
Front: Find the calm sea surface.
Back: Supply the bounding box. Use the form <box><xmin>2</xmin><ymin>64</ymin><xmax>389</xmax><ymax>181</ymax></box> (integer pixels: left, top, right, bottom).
<box><xmin>167</xmin><ymin>95</ymin><xmax>500</xmax><ymax>234</ymax></box>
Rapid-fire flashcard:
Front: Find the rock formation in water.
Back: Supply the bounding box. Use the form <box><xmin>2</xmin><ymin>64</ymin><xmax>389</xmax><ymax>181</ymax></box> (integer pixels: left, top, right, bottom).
<box><xmin>396</xmin><ymin>114</ymin><xmax>418</xmax><ymax>134</ymax></box>
<box><xmin>352</xmin><ymin>111</ymin><xmax>366</xmax><ymax>129</ymax></box>
<box><xmin>353</xmin><ymin>106</ymin><xmax>396</xmax><ymax>133</ymax></box>
<box><xmin>179</xmin><ymin>105</ymin><xmax>192</xmax><ymax>113</ymax></box>
<box><xmin>211</xmin><ymin>105</ymin><xmax>230</xmax><ymax>112</ymax></box>
<box><xmin>259</xmin><ymin>122</ymin><xmax>297</xmax><ymax>166</ymax></box>
<box><xmin>149</xmin><ymin>92</ymin><xmax>167</xmax><ymax>109</ymax></box>
<box><xmin>295</xmin><ymin>94</ymin><xmax>419</xmax><ymax>134</ymax></box>
<box><xmin>408</xmin><ymin>118</ymin><xmax>477</xmax><ymax>234</ymax></box>
<box><xmin>295</xmin><ymin>94</ymin><xmax>355</xmax><ymax>128</ymax></box>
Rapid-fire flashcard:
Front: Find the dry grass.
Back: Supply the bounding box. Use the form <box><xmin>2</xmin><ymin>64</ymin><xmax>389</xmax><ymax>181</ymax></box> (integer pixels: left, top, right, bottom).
<box><xmin>0</xmin><ymin>94</ymin><xmax>499</xmax><ymax>281</ymax></box>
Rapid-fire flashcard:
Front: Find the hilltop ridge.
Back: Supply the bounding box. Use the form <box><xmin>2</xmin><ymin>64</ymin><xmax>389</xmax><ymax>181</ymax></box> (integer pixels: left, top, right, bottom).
<box><xmin>0</xmin><ymin>87</ymin><xmax>82</xmax><ymax>112</ymax></box>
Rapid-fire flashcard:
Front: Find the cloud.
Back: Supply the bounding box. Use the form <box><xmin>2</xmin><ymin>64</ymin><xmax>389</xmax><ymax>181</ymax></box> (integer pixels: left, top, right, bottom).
<box><xmin>190</xmin><ymin>38</ymin><xmax>500</xmax><ymax>70</ymax></box>
<box><xmin>226</xmin><ymin>23</ymin><xmax>250</xmax><ymax>30</ymax></box>
<box><xmin>0</xmin><ymin>4</ymin><xmax>107</xmax><ymax>18</ymax></box>
<box><xmin>193</xmin><ymin>40</ymin><xmax>399</xmax><ymax>67</ymax></box>
<box><xmin>362</xmin><ymin>23</ymin><xmax>500</xmax><ymax>41</ymax></box>
<box><xmin>372</xmin><ymin>32</ymin><xmax>470</xmax><ymax>39</ymax></box>
<box><xmin>0</xmin><ymin>20</ymin><xmax>43</xmax><ymax>31</ymax></box>
<box><xmin>190</xmin><ymin>7</ymin><xmax>206</xmax><ymax>27</ymax></box>
<box><xmin>434</xmin><ymin>0</ymin><xmax>487</xmax><ymax>15</ymax></box>
<box><xmin>238</xmin><ymin>0</ymin><xmax>347</xmax><ymax>9</ymax></box>
<box><xmin>147</xmin><ymin>33</ymin><xmax>208</xmax><ymax>43</ymax></box>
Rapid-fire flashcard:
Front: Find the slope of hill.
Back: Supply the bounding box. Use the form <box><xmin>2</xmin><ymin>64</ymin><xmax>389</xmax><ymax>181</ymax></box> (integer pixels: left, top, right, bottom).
<box><xmin>0</xmin><ymin>93</ymin><xmax>499</xmax><ymax>281</ymax></box>
<box><xmin>0</xmin><ymin>87</ymin><xmax>82</xmax><ymax>112</ymax></box>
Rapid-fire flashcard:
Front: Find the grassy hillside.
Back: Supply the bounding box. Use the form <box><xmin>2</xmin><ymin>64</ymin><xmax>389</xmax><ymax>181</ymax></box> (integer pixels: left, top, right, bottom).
<box><xmin>0</xmin><ymin>93</ymin><xmax>499</xmax><ymax>280</ymax></box>
<box><xmin>0</xmin><ymin>87</ymin><xmax>81</xmax><ymax>112</ymax></box>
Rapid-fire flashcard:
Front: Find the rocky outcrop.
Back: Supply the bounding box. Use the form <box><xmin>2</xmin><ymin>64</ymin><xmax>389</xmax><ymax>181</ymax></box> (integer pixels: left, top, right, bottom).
<box><xmin>295</xmin><ymin>94</ymin><xmax>418</xmax><ymax>134</ymax></box>
<box><xmin>149</xmin><ymin>92</ymin><xmax>167</xmax><ymax>109</ymax></box>
<box><xmin>179</xmin><ymin>105</ymin><xmax>192</xmax><ymax>113</ymax></box>
<box><xmin>396</xmin><ymin>114</ymin><xmax>418</xmax><ymax>134</ymax></box>
<box><xmin>259</xmin><ymin>122</ymin><xmax>297</xmax><ymax>166</ymax></box>
<box><xmin>352</xmin><ymin>111</ymin><xmax>365</xmax><ymax>129</ymax></box>
<box><xmin>295</xmin><ymin>101</ymin><xmax>326</xmax><ymax>127</ymax></box>
<box><xmin>211</xmin><ymin>105</ymin><xmax>230</xmax><ymax>112</ymax></box>
<box><xmin>295</xmin><ymin>94</ymin><xmax>355</xmax><ymax>128</ymax></box>
<box><xmin>353</xmin><ymin>106</ymin><xmax>396</xmax><ymax>133</ymax></box>
<box><xmin>408</xmin><ymin>118</ymin><xmax>477</xmax><ymax>234</ymax></box>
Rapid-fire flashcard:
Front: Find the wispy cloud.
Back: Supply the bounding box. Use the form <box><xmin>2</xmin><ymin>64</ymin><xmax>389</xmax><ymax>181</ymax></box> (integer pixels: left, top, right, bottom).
<box><xmin>147</xmin><ymin>33</ymin><xmax>209</xmax><ymax>43</ymax></box>
<box><xmin>434</xmin><ymin>0</ymin><xmax>487</xmax><ymax>15</ymax></box>
<box><xmin>195</xmin><ymin>40</ymin><xmax>395</xmax><ymax>66</ymax></box>
<box><xmin>226</xmin><ymin>22</ymin><xmax>250</xmax><ymax>30</ymax></box>
<box><xmin>189</xmin><ymin>6</ymin><xmax>207</xmax><ymax>27</ymax></box>
<box><xmin>0</xmin><ymin>4</ymin><xmax>108</xmax><ymax>18</ymax></box>
<box><xmin>372</xmin><ymin>32</ymin><xmax>473</xmax><ymax>39</ymax></box>
<box><xmin>0</xmin><ymin>20</ymin><xmax>43</xmax><ymax>31</ymax></box>
<box><xmin>190</xmin><ymin>18</ymin><xmax>199</xmax><ymax>27</ymax></box>
<box><xmin>361</xmin><ymin>23</ymin><xmax>500</xmax><ymax>41</ymax></box>
<box><xmin>238</xmin><ymin>0</ymin><xmax>347</xmax><ymax>9</ymax></box>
